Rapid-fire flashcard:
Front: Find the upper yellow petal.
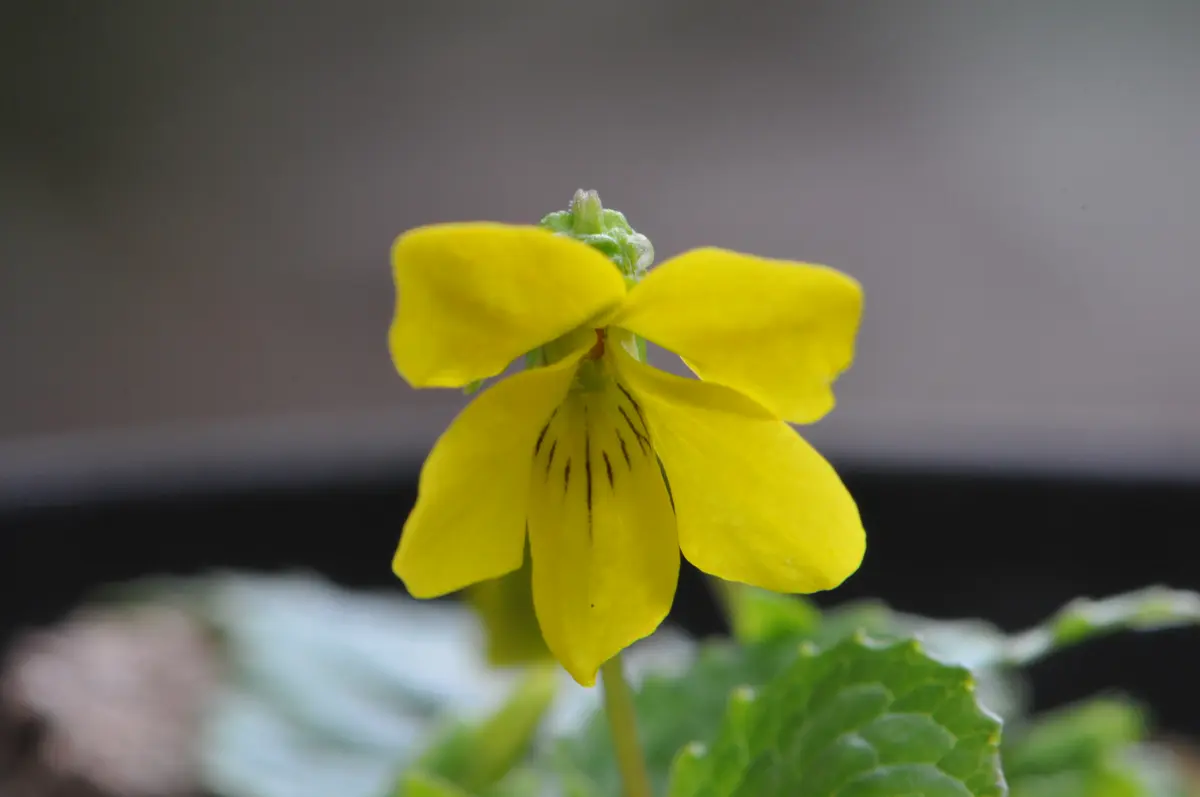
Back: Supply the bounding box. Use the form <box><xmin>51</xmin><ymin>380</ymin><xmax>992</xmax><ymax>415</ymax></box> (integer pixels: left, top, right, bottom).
<box><xmin>610</xmin><ymin>247</ymin><xmax>862</xmax><ymax>424</ymax></box>
<box><xmin>390</xmin><ymin>223</ymin><xmax>627</xmax><ymax>388</ymax></box>
<box><xmin>394</xmin><ymin>354</ymin><xmax>582</xmax><ymax>598</ymax></box>
<box><xmin>611</xmin><ymin>345</ymin><xmax>865</xmax><ymax>594</ymax></box>
<box><xmin>527</xmin><ymin>381</ymin><xmax>679</xmax><ymax>686</ymax></box>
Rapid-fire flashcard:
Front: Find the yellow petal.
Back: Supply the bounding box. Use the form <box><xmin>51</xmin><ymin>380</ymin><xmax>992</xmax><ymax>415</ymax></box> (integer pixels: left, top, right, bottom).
<box><xmin>390</xmin><ymin>223</ymin><xmax>626</xmax><ymax>388</ymax></box>
<box><xmin>464</xmin><ymin>550</ymin><xmax>552</xmax><ymax>666</ymax></box>
<box><xmin>394</xmin><ymin>354</ymin><xmax>582</xmax><ymax>598</ymax></box>
<box><xmin>610</xmin><ymin>247</ymin><xmax>862</xmax><ymax>423</ymax></box>
<box><xmin>611</xmin><ymin>345</ymin><xmax>865</xmax><ymax>594</ymax></box>
<box><xmin>527</xmin><ymin>380</ymin><xmax>679</xmax><ymax>686</ymax></box>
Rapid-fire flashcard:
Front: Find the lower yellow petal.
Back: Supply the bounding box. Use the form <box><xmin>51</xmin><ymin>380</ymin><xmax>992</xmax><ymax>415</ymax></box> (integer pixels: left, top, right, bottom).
<box><xmin>394</xmin><ymin>355</ymin><xmax>581</xmax><ymax>598</ymax></box>
<box><xmin>611</xmin><ymin>346</ymin><xmax>865</xmax><ymax>594</ymax></box>
<box><xmin>527</xmin><ymin>380</ymin><xmax>679</xmax><ymax>686</ymax></box>
<box><xmin>610</xmin><ymin>247</ymin><xmax>862</xmax><ymax>424</ymax></box>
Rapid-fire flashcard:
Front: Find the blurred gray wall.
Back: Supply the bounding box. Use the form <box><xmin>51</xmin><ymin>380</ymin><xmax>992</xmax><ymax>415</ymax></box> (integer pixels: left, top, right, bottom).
<box><xmin>3</xmin><ymin>0</ymin><xmax>1200</xmax><ymax>487</ymax></box>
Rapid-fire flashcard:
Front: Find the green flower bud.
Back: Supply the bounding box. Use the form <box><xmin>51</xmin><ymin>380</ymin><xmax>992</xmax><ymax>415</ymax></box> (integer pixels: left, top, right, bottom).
<box><xmin>539</xmin><ymin>189</ymin><xmax>655</xmax><ymax>279</ymax></box>
<box><xmin>509</xmin><ymin>190</ymin><xmax>656</xmax><ymax>382</ymax></box>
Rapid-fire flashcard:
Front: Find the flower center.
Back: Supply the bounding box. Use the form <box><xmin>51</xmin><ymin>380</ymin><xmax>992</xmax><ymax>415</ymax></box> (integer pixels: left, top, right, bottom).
<box><xmin>583</xmin><ymin>328</ymin><xmax>606</xmax><ymax>361</ymax></box>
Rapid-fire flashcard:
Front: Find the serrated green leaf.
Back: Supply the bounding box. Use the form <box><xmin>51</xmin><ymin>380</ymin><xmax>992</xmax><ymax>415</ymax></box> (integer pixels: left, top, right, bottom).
<box><xmin>668</xmin><ymin>636</ymin><xmax>1006</xmax><ymax>797</ymax></box>
<box><xmin>809</xmin><ymin>598</ymin><xmax>1020</xmax><ymax>674</ymax></box>
<box><xmin>752</xmin><ymin>597</ymin><xmax>1026</xmax><ymax>722</ymax></box>
<box><xmin>559</xmin><ymin>587</ymin><xmax>1200</xmax><ymax>796</ymax></box>
<box><xmin>557</xmin><ymin>602</ymin><xmax>1021</xmax><ymax>795</ymax></box>
<box><xmin>557</xmin><ymin>638</ymin><xmax>800</xmax><ymax>796</ymax></box>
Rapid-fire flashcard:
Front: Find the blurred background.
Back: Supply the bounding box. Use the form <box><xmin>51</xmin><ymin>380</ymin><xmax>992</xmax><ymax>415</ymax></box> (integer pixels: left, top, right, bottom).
<box><xmin>2</xmin><ymin>1</ymin><xmax>1199</xmax><ymax>795</ymax></box>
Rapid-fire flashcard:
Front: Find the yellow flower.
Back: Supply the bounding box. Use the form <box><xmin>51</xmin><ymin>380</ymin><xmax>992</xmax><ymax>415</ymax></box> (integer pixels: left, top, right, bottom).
<box><xmin>390</xmin><ymin>222</ymin><xmax>865</xmax><ymax>686</ymax></box>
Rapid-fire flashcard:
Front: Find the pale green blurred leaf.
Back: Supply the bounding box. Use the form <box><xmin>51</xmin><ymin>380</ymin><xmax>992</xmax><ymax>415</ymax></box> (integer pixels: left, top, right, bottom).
<box><xmin>1002</xmin><ymin>587</ymin><xmax>1200</xmax><ymax>667</ymax></box>
<box><xmin>1003</xmin><ymin>697</ymin><xmax>1188</xmax><ymax>797</ymax></box>
<box><xmin>186</xmin><ymin>573</ymin><xmax>556</xmax><ymax>797</ymax></box>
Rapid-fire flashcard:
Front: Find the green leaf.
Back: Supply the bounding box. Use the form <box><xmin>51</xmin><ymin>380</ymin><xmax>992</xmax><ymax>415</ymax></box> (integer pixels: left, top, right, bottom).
<box><xmin>715</xmin><ymin>584</ymin><xmax>1015</xmax><ymax>684</ymax></box>
<box><xmin>718</xmin><ymin>583</ymin><xmax>822</xmax><ymax>644</ymax></box>
<box><xmin>1004</xmin><ymin>765</ymin><xmax>1141</xmax><ymax>797</ymax></box>
<box><xmin>393</xmin><ymin>771</ymin><xmax>475</xmax><ymax>797</ymax></box>
<box><xmin>475</xmin><ymin>768</ymin><xmax>548</xmax><ymax>797</ymax></box>
<box><xmin>557</xmin><ymin>637</ymin><xmax>800</xmax><ymax>796</ymax></box>
<box><xmin>634</xmin><ymin>333</ymin><xmax>648</xmax><ymax>364</ymax></box>
<box><xmin>559</xmin><ymin>586</ymin><xmax>1200</xmax><ymax>796</ymax></box>
<box><xmin>1002</xmin><ymin>697</ymin><xmax>1146</xmax><ymax>778</ymax></box>
<box><xmin>523</xmin><ymin>348</ymin><xmax>547</xmax><ymax>370</ymax></box>
<box><xmin>667</xmin><ymin>636</ymin><xmax>1006</xmax><ymax>797</ymax></box>
<box><xmin>819</xmin><ymin>603</ymin><xmax>1028</xmax><ymax>722</ymax></box>
<box><xmin>1001</xmin><ymin>697</ymin><xmax>1190</xmax><ymax>797</ymax></box>
<box><xmin>803</xmin><ymin>597</ymin><xmax>1020</xmax><ymax>674</ymax></box>
<box><xmin>1002</xmin><ymin>587</ymin><xmax>1200</xmax><ymax>667</ymax></box>
<box><xmin>184</xmin><ymin>573</ymin><xmax>548</xmax><ymax>797</ymax></box>
<box><xmin>752</xmin><ymin>597</ymin><xmax>1026</xmax><ymax>722</ymax></box>
<box><xmin>393</xmin><ymin>766</ymin><xmax>549</xmax><ymax>797</ymax></box>
<box><xmin>758</xmin><ymin>587</ymin><xmax>1200</xmax><ymax>675</ymax></box>
<box><xmin>413</xmin><ymin>666</ymin><xmax>558</xmax><ymax>793</ymax></box>
<box><xmin>558</xmin><ymin>596</ymin><xmax>1024</xmax><ymax>795</ymax></box>
<box><xmin>464</xmin><ymin>555</ymin><xmax>552</xmax><ymax>667</ymax></box>
<box><xmin>1120</xmin><ymin>746</ymin><xmax>1191</xmax><ymax>797</ymax></box>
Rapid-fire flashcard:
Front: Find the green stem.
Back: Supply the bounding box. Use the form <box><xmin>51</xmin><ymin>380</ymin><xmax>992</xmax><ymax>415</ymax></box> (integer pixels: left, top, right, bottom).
<box><xmin>708</xmin><ymin>575</ymin><xmax>737</xmax><ymax>629</ymax></box>
<box><xmin>600</xmin><ymin>654</ymin><xmax>653</xmax><ymax>797</ymax></box>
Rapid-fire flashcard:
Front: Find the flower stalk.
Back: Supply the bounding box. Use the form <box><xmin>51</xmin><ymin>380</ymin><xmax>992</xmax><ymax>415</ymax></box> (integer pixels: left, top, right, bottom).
<box><xmin>600</xmin><ymin>653</ymin><xmax>653</xmax><ymax>797</ymax></box>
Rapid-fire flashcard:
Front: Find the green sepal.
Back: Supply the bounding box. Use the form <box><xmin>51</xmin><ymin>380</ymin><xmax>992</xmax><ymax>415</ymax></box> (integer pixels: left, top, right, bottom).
<box><xmin>464</xmin><ymin>553</ymin><xmax>552</xmax><ymax>667</ymax></box>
